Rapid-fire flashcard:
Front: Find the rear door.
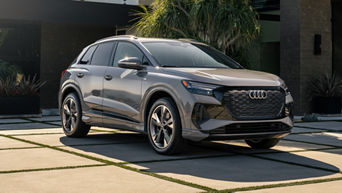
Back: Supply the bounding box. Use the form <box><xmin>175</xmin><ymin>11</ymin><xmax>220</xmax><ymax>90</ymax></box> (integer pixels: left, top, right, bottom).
<box><xmin>102</xmin><ymin>41</ymin><xmax>147</xmax><ymax>131</ymax></box>
<box><xmin>73</xmin><ymin>41</ymin><xmax>115</xmax><ymax>124</ymax></box>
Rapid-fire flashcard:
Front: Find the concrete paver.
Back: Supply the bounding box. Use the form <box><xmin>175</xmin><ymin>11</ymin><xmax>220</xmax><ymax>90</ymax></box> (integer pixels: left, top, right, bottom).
<box><xmin>0</xmin><ymin>122</ymin><xmax>58</xmax><ymax>130</ymax></box>
<box><xmin>291</xmin><ymin>127</ymin><xmax>325</xmax><ymax>134</ymax></box>
<box><xmin>294</xmin><ymin>121</ymin><xmax>342</xmax><ymax>131</ymax></box>
<box><xmin>28</xmin><ymin>116</ymin><xmax>61</xmax><ymax>122</ymax></box>
<box><xmin>238</xmin><ymin>180</ymin><xmax>342</xmax><ymax>193</ymax></box>
<box><xmin>127</xmin><ymin>155</ymin><xmax>341</xmax><ymax>190</ymax></box>
<box><xmin>0</xmin><ymin>166</ymin><xmax>201</xmax><ymax>193</ymax></box>
<box><xmin>0</xmin><ymin>136</ymin><xmax>38</xmax><ymax>149</ymax></box>
<box><xmin>46</xmin><ymin>121</ymin><xmax>62</xmax><ymax>126</ymax></box>
<box><xmin>61</xmin><ymin>142</ymin><xmax>230</xmax><ymax>163</ymax></box>
<box><xmin>0</xmin><ymin>148</ymin><xmax>100</xmax><ymax>172</ymax></box>
<box><xmin>0</xmin><ymin>118</ymin><xmax>29</xmax><ymax>124</ymax></box>
<box><xmin>199</xmin><ymin>139</ymin><xmax>329</xmax><ymax>154</ymax></box>
<box><xmin>16</xmin><ymin>132</ymin><xmax>146</xmax><ymax>147</ymax></box>
<box><xmin>1</xmin><ymin>117</ymin><xmax>342</xmax><ymax>193</ymax></box>
<box><xmin>257</xmin><ymin>149</ymin><xmax>342</xmax><ymax>172</ymax></box>
<box><xmin>285</xmin><ymin>132</ymin><xmax>342</xmax><ymax>147</ymax></box>
<box><xmin>0</xmin><ymin>128</ymin><xmax>63</xmax><ymax>135</ymax></box>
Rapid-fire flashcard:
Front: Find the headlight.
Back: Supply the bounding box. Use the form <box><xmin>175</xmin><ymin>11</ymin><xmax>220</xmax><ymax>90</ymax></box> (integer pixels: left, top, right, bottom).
<box><xmin>279</xmin><ymin>79</ymin><xmax>289</xmax><ymax>93</ymax></box>
<box><xmin>182</xmin><ymin>80</ymin><xmax>221</xmax><ymax>96</ymax></box>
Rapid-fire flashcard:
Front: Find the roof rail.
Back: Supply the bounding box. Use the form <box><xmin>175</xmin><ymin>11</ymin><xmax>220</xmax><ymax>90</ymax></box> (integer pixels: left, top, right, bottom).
<box><xmin>96</xmin><ymin>35</ymin><xmax>137</xmax><ymax>42</ymax></box>
<box><xmin>178</xmin><ymin>38</ymin><xmax>199</xmax><ymax>42</ymax></box>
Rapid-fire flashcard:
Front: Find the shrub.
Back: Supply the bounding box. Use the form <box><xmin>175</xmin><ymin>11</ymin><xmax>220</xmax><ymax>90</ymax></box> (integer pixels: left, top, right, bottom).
<box><xmin>0</xmin><ymin>74</ymin><xmax>46</xmax><ymax>97</ymax></box>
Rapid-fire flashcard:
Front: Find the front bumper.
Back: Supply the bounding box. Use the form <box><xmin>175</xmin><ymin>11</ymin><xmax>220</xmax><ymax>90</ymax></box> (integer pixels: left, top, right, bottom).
<box><xmin>180</xmin><ymin>87</ymin><xmax>294</xmax><ymax>142</ymax></box>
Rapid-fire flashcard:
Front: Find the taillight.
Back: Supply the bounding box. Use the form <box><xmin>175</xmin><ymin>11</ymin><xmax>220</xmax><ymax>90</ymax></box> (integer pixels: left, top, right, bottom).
<box><xmin>61</xmin><ymin>69</ymin><xmax>67</xmax><ymax>78</ymax></box>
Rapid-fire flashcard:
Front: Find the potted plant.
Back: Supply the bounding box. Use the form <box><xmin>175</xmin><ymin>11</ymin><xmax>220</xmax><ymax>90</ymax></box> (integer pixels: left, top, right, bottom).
<box><xmin>309</xmin><ymin>73</ymin><xmax>342</xmax><ymax>114</ymax></box>
<box><xmin>0</xmin><ymin>75</ymin><xmax>46</xmax><ymax>115</ymax></box>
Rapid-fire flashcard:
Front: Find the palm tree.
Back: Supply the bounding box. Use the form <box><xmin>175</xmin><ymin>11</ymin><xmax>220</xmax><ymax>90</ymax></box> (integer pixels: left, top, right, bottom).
<box><xmin>132</xmin><ymin>0</ymin><xmax>260</xmax><ymax>55</ymax></box>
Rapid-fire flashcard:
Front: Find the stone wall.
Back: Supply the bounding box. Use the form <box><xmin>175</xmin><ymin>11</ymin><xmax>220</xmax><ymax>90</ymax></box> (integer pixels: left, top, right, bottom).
<box><xmin>281</xmin><ymin>0</ymin><xmax>332</xmax><ymax>114</ymax></box>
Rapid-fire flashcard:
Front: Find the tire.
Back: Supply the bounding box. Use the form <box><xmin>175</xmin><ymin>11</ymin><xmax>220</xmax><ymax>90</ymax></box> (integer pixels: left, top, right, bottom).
<box><xmin>245</xmin><ymin>138</ymin><xmax>280</xmax><ymax>149</ymax></box>
<box><xmin>147</xmin><ymin>98</ymin><xmax>184</xmax><ymax>155</ymax></box>
<box><xmin>61</xmin><ymin>92</ymin><xmax>90</xmax><ymax>137</ymax></box>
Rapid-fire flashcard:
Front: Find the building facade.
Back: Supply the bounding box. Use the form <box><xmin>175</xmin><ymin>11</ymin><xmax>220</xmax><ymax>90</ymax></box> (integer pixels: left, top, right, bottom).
<box><xmin>281</xmin><ymin>0</ymin><xmax>341</xmax><ymax>114</ymax></box>
<box><xmin>0</xmin><ymin>0</ymin><xmax>141</xmax><ymax>110</ymax></box>
<box><xmin>0</xmin><ymin>0</ymin><xmax>339</xmax><ymax>115</ymax></box>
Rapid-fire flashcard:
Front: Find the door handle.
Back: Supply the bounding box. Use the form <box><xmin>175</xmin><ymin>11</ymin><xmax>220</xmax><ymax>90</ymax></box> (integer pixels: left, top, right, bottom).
<box><xmin>77</xmin><ymin>73</ymin><xmax>84</xmax><ymax>78</ymax></box>
<box><xmin>104</xmin><ymin>75</ymin><xmax>112</xmax><ymax>81</ymax></box>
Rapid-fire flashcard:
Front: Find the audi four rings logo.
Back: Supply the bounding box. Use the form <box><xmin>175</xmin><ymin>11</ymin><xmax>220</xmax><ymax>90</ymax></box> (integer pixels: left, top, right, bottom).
<box><xmin>248</xmin><ymin>90</ymin><xmax>267</xmax><ymax>99</ymax></box>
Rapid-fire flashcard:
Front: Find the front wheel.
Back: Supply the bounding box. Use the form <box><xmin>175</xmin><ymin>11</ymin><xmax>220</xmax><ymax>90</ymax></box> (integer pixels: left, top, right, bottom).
<box><xmin>61</xmin><ymin>93</ymin><xmax>90</xmax><ymax>137</ymax></box>
<box><xmin>147</xmin><ymin>98</ymin><xmax>184</xmax><ymax>155</ymax></box>
<box><xmin>245</xmin><ymin>138</ymin><xmax>280</xmax><ymax>149</ymax></box>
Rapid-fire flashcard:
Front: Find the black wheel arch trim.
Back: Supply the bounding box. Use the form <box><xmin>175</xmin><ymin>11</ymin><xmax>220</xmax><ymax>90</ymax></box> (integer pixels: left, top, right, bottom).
<box><xmin>59</xmin><ymin>82</ymin><xmax>84</xmax><ymax>111</ymax></box>
<box><xmin>141</xmin><ymin>85</ymin><xmax>185</xmax><ymax>132</ymax></box>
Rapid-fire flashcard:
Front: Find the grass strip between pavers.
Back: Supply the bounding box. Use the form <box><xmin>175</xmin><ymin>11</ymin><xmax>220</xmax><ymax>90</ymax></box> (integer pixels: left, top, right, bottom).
<box><xmin>11</xmin><ymin>132</ymin><xmax>64</xmax><ymax>136</ymax></box>
<box><xmin>8</xmin><ymin>129</ymin><xmax>114</xmax><ymax>136</ymax></box>
<box><xmin>282</xmin><ymin>138</ymin><xmax>342</xmax><ymax>148</ymax></box>
<box><xmin>0</xmin><ymin>134</ymin><xmax>216</xmax><ymax>192</ymax></box>
<box><xmin>294</xmin><ymin>125</ymin><xmax>342</xmax><ymax>133</ymax></box>
<box><xmin>20</xmin><ymin>118</ymin><xmax>61</xmax><ymax>127</ymax></box>
<box><xmin>290</xmin><ymin>131</ymin><xmax>325</xmax><ymax>135</ymax></box>
<box><xmin>212</xmin><ymin>177</ymin><xmax>342</xmax><ymax>193</ymax></box>
<box><xmin>0</xmin><ymin>146</ymin><xmax>44</xmax><ymax>151</ymax></box>
<box><xmin>0</xmin><ymin>164</ymin><xmax>107</xmax><ymax>174</ymax></box>
<box><xmin>248</xmin><ymin>154</ymin><xmax>341</xmax><ymax>173</ymax></box>
<box><xmin>0</xmin><ymin>121</ymin><xmax>31</xmax><ymax>125</ymax></box>
<box><xmin>121</xmin><ymin>153</ymin><xmax>235</xmax><ymax>165</ymax></box>
<box><xmin>53</xmin><ymin>141</ymin><xmax>145</xmax><ymax>148</ymax></box>
<box><xmin>3</xmin><ymin>132</ymin><xmax>341</xmax><ymax>192</ymax></box>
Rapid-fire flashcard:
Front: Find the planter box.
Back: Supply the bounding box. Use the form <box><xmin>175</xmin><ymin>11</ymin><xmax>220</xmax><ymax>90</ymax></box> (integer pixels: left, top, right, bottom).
<box><xmin>313</xmin><ymin>96</ymin><xmax>342</xmax><ymax>114</ymax></box>
<box><xmin>0</xmin><ymin>96</ymin><xmax>40</xmax><ymax>115</ymax></box>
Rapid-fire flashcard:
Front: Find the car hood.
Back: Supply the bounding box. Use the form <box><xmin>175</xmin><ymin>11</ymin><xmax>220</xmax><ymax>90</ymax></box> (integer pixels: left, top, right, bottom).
<box><xmin>163</xmin><ymin>68</ymin><xmax>282</xmax><ymax>87</ymax></box>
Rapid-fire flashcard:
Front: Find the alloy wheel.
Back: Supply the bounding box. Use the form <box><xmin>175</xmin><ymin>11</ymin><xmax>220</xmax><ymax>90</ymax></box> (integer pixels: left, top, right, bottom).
<box><xmin>62</xmin><ymin>98</ymin><xmax>78</xmax><ymax>132</ymax></box>
<box><xmin>149</xmin><ymin>105</ymin><xmax>175</xmax><ymax>149</ymax></box>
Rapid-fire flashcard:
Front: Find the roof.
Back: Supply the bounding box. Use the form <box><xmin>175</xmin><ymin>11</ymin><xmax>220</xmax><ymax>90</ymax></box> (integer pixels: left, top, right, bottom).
<box><xmin>96</xmin><ymin>35</ymin><xmax>203</xmax><ymax>44</ymax></box>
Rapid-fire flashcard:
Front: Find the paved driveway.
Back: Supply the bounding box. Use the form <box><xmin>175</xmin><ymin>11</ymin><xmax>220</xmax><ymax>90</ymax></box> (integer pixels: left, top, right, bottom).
<box><xmin>0</xmin><ymin>116</ymin><xmax>341</xmax><ymax>193</ymax></box>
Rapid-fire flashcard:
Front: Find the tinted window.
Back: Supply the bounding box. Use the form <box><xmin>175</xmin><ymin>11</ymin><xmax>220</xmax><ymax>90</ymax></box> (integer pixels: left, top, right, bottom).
<box><xmin>90</xmin><ymin>42</ymin><xmax>114</xmax><ymax>66</ymax></box>
<box><xmin>143</xmin><ymin>42</ymin><xmax>242</xmax><ymax>69</ymax></box>
<box><xmin>113</xmin><ymin>42</ymin><xmax>144</xmax><ymax>67</ymax></box>
<box><xmin>80</xmin><ymin>45</ymin><xmax>97</xmax><ymax>64</ymax></box>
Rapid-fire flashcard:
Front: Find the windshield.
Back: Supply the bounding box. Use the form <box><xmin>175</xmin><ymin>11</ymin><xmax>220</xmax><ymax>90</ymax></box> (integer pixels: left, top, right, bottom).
<box><xmin>143</xmin><ymin>41</ymin><xmax>243</xmax><ymax>69</ymax></box>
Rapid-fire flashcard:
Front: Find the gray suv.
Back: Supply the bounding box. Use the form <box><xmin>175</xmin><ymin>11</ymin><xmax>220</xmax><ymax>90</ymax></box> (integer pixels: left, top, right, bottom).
<box><xmin>59</xmin><ymin>36</ymin><xmax>294</xmax><ymax>154</ymax></box>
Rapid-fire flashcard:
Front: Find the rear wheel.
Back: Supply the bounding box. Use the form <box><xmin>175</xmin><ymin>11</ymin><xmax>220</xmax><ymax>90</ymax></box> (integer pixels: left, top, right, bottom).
<box><xmin>61</xmin><ymin>93</ymin><xmax>90</xmax><ymax>137</ymax></box>
<box><xmin>245</xmin><ymin>138</ymin><xmax>280</xmax><ymax>149</ymax></box>
<box><xmin>147</xmin><ymin>98</ymin><xmax>184</xmax><ymax>155</ymax></box>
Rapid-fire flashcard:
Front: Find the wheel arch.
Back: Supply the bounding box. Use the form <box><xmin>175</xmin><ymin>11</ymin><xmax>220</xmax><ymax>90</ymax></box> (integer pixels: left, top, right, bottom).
<box><xmin>59</xmin><ymin>83</ymin><xmax>83</xmax><ymax>111</ymax></box>
<box><xmin>142</xmin><ymin>88</ymin><xmax>184</xmax><ymax>132</ymax></box>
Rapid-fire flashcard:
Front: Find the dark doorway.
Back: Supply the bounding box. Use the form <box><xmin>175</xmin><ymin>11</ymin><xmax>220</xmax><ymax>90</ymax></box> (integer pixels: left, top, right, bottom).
<box><xmin>332</xmin><ymin>0</ymin><xmax>342</xmax><ymax>78</ymax></box>
<box><xmin>0</xmin><ymin>21</ymin><xmax>40</xmax><ymax>78</ymax></box>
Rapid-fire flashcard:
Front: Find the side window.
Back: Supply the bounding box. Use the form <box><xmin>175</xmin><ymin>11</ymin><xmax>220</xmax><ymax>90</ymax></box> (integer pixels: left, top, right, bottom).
<box><xmin>90</xmin><ymin>42</ymin><xmax>114</xmax><ymax>66</ymax></box>
<box><xmin>80</xmin><ymin>45</ymin><xmax>97</xmax><ymax>64</ymax></box>
<box><xmin>113</xmin><ymin>42</ymin><xmax>144</xmax><ymax>67</ymax></box>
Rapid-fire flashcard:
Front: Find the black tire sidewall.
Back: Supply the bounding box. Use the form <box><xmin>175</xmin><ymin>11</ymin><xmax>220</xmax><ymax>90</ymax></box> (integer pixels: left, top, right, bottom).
<box><xmin>245</xmin><ymin>138</ymin><xmax>280</xmax><ymax>149</ymax></box>
<box><xmin>147</xmin><ymin>98</ymin><xmax>182</xmax><ymax>154</ymax></box>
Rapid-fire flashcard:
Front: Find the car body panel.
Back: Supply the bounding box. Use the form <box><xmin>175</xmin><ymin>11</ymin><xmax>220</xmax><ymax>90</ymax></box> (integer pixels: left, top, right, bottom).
<box><xmin>59</xmin><ymin>36</ymin><xmax>294</xmax><ymax>142</ymax></box>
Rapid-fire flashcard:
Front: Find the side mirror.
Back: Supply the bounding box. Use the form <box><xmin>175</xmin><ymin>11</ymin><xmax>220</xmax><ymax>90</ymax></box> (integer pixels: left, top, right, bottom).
<box><xmin>118</xmin><ymin>57</ymin><xmax>143</xmax><ymax>70</ymax></box>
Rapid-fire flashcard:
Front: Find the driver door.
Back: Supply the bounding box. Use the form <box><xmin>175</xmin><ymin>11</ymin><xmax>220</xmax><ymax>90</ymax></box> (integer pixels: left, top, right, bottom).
<box><xmin>102</xmin><ymin>41</ymin><xmax>147</xmax><ymax>131</ymax></box>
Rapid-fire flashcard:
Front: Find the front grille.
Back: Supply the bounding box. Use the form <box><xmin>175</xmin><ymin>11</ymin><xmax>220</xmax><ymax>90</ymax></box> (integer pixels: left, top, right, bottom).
<box><xmin>210</xmin><ymin>122</ymin><xmax>290</xmax><ymax>135</ymax></box>
<box><xmin>224</xmin><ymin>88</ymin><xmax>285</xmax><ymax>120</ymax></box>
